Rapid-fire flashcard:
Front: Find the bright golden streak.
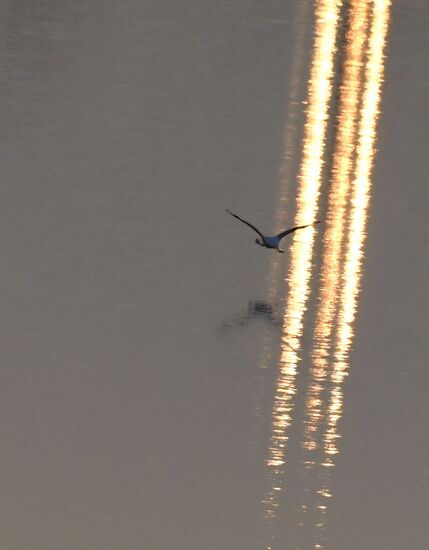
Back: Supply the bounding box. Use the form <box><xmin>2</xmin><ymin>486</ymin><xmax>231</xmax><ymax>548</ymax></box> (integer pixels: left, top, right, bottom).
<box><xmin>267</xmin><ymin>0</ymin><xmax>312</xmax><ymax>303</ymax></box>
<box><xmin>303</xmin><ymin>0</ymin><xmax>370</xmax><ymax>456</ymax></box>
<box><xmin>324</xmin><ymin>0</ymin><xmax>391</xmax><ymax>464</ymax></box>
<box><xmin>264</xmin><ymin>0</ymin><xmax>342</xmax><ymax>521</ymax></box>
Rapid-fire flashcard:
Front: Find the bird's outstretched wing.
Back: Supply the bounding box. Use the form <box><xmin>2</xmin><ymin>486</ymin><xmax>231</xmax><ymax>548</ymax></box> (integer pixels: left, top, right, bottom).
<box><xmin>225</xmin><ymin>209</ymin><xmax>265</xmax><ymax>239</ymax></box>
<box><xmin>276</xmin><ymin>220</ymin><xmax>321</xmax><ymax>241</ymax></box>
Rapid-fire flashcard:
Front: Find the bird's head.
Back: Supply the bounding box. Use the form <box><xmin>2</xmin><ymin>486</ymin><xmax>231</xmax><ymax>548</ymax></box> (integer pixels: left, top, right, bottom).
<box><xmin>255</xmin><ymin>238</ymin><xmax>262</xmax><ymax>246</ymax></box>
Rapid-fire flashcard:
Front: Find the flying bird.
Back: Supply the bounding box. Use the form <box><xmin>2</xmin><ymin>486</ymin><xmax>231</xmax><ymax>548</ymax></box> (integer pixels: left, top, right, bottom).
<box><xmin>226</xmin><ymin>209</ymin><xmax>320</xmax><ymax>253</ymax></box>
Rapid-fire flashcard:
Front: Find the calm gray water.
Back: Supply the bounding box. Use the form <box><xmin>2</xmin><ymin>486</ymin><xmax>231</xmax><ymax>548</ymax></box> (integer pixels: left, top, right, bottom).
<box><xmin>0</xmin><ymin>1</ymin><xmax>428</xmax><ymax>549</ymax></box>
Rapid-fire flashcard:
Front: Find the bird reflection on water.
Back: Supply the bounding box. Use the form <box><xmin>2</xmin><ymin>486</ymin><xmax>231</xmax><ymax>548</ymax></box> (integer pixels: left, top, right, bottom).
<box><xmin>220</xmin><ymin>300</ymin><xmax>282</xmax><ymax>332</ymax></box>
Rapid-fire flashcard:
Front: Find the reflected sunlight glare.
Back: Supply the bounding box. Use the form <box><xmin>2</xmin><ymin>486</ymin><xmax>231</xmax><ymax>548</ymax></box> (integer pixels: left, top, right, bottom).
<box><xmin>302</xmin><ymin>0</ymin><xmax>370</xmax><ymax>466</ymax></box>
<box><xmin>261</xmin><ymin>0</ymin><xmax>391</xmax><ymax>546</ymax></box>
<box><xmin>267</xmin><ymin>0</ymin><xmax>312</xmax><ymax>303</ymax></box>
<box><xmin>324</xmin><ymin>0</ymin><xmax>391</xmax><ymax>462</ymax></box>
<box><xmin>263</xmin><ymin>0</ymin><xmax>342</xmax><ymax>525</ymax></box>
<box><xmin>309</xmin><ymin>1</ymin><xmax>391</xmax><ymax>547</ymax></box>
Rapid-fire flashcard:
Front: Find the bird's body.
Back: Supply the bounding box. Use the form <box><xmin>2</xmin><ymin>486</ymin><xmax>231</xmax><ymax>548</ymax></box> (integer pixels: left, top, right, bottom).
<box><xmin>260</xmin><ymin>235</ymin><xmax>284</xmax><ymax>249</ymax></box>
<box><xmin>226</xmin><ymin>209</ymin><xmax>320</xmax><ymax>253</ymax></box>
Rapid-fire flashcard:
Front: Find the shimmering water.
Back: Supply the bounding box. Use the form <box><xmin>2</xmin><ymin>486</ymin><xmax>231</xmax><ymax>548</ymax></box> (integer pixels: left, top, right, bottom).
<box><xmin>263</xmin><ymin>2</ymin><xmax>391</xmax><ymax>548</ymax></box>
<box><xmin>0</xmin><ymin>2</ymin><xmax>428</xmax><ymax>549</ymax></box>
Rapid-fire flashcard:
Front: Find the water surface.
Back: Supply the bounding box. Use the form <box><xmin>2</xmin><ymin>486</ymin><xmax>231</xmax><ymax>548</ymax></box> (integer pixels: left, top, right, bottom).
<box><xmin>0</xmin><ymin>1</ymin><xmax>427</xmax><ymax>549</ymax></box>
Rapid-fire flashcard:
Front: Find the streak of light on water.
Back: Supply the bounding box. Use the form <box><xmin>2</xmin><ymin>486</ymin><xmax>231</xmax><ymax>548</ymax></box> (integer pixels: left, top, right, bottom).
<box><xmin>260</xmin><ymin>0</ymin><xmax>391</xmax><ymax>547</ymax></box>
<box><xmin>263</xmin><ymin>0</ymin><xmax>342</xmax><ymax>536</ymax></box>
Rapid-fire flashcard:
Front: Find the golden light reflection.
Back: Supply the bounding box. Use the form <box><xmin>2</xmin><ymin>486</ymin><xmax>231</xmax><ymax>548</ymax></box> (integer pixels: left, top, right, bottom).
<box><xmin>260</xmin><ymin>0</ymin><xmax>390</xmax><ymax>544</ymax></box>
<box><xmin>325</xmin><ymin>0</ymin><xmax>391</xmax><ymax>466</ymax></box>
<box><xmin>263</xmin><ymin>0</ymin><xmax>342</xmax><ymax>522</ymax></box>
<box><xmin>309</xmin><ymin>1</ymin><xmax>391</xmax><ymax>547</ymax></box>
<box><xmin>303</xmin><ymin>0</ymin><xmax>370</xmax><ymax>460</ymax></box>
<box><xmin>267</xmin><ymin>0</ymin><xmax>312</xmax><ymax>304</ymax></box>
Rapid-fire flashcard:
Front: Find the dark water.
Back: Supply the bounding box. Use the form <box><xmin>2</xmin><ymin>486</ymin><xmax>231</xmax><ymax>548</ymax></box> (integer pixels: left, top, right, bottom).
<box><xmin>0</xmin><ymin>1</ymin><xmax>427</xmax><ymax>549</ymax></box>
